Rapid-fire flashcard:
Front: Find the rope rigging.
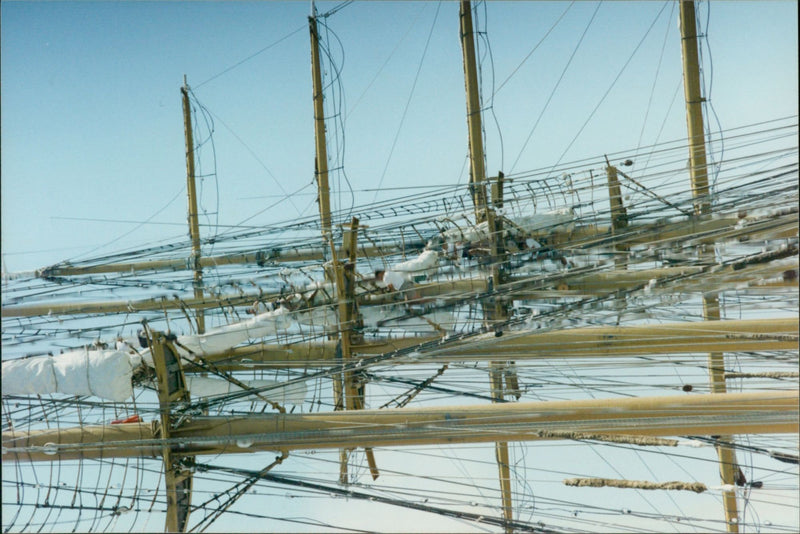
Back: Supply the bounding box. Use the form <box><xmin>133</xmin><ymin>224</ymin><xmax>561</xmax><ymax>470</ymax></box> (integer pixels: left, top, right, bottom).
<box><xmin>1</xmin><ymin>0</ymin><xmax>797</xmax><ymax>529</ymax></box>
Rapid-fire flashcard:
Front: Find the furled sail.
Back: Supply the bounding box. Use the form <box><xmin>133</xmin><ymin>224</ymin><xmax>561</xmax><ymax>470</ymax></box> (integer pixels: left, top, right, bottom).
<box><xmin>2</xmin><ymin>349</ymin><xmax>139</xmax><ymax>402</ymax></box>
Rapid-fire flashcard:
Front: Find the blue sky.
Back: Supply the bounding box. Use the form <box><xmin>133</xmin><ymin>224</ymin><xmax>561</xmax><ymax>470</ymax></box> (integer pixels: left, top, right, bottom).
<box><xmin>1</xmin><ymin>0</ymin><xmax>797</xmax><ymax>275</ymax></box>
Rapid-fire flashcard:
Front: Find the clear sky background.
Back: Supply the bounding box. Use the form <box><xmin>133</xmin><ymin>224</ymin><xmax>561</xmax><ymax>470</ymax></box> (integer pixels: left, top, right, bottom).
<box><xmin>1</xmin><ymin>1</ymin><xmax>797</xmax><ymax>274</ymax></box>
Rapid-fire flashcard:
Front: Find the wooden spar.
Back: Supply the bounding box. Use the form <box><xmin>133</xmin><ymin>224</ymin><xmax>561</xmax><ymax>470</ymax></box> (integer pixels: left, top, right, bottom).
<box><xmin>604</xmin><ymin>160</ymin><xmax>630</xmax><ymax>349</ymax></box>
<box><xmin>487</xmin><ymin>175</ymin><xmax>514</xmax><ymax>531</ymax></box>
<box><xmin>5</xmin><ymin>390</ymin><xmax>797</xmax><ymax>462</ymax></box>
<box><xmin>1</xmin><ymin>291</ymin><xmax>278</xmax><ymax>318</ymax></box>
<box><xmin>706</xmin><ymin>323</ymin><xmax>742</xmax><ymax>524</ymax></box>
<box><xmin>428</xmin><ymin>317</ymin><xmax>798</xmax><ymax>358</ymax></box>
<box><xmin>150</xmin><ymin>331</ymin><xmax>193</xmax><ymax>532</ymax></box>
<box><xmin>7</xmin><ymin>256</ymin><xmax>796</xmax><ymax>318</ymax></box>
<box><xmin>604</xmin><ymin>161</ymin><xmax>629</xmax><ymax>234</ymax></box>
<box><xmin>194</xmin><ymin>335</ymin><xmax>439</xmax><ymax>370</ymax></box>
<box><xmin>338</xmin><ymin>219</ymin><xmax>360</xmax><ymax>414</ymax></box>
<box><xmin>680</xmin><ymin>2</ymin><xmax>738</xmax><ymax>529</ymax></box>
<box><xmin>489</xmin><ymin>172</ymin><xmax>520</xmax><ymax>398</ymax></box>
<box><xmin>335</xmin><ymin>219</ymin><xmax>380</xmax><ymax>481</ymax></box>
<box><xmin>310</xmin><ymin>5</ymin><xmax>344</xmax><ymax>476</ymax></box>
<box><xmin>190</xmin><ymin>316</ymin><xmax>798</xmax><ymax>370</ymax></box>
<box><xmin>181</xmin><ymin>79</ymin><xmax>205</xmax><ymax>334</ymax></box>
<box><xmin>308</xmin><ymin>10</ymin><xmax>375</xmax><ymax>484</ymax></box>
<box><xmin>460</xmin><ymin>0</ymin><xmax>489</xmax><ymax>224</ymax></box>
<box><xmin>337</xmin><ymin>219</ymin><xmax>364</xmax><ymax>482</ymax></box>
<box><xmin>460</xmin><ymin>0</ymin><xmax>512</xmax><ymax>522</ymax></box>
<box><xmin>680</xmin><ymin>2</ymin><xmax>711</xmax><ymax>217</ymax></box>
<box><xmin>492</xmin><ymin>392</ymin><xmax>514</xmax><ymax>533</ymax></box>
<box><xmin>30</xmin><ymin>243</ymin><xmax>411</xmax><ymax>277</ymax></box>
<box><xmin>309</xmin><ymin>12</ymin><xmax>334</xmax><ymax>263</ymax></box>
<box><xmin>308</xmin><ymin>7</ymin><xmax>342</xmax><ymax>411</ymax></box>
<box><xmin>461</xmin><ymin>0</ymin><xmax>512</xmax><ymax>520</ymax></box>
<box><xmin>487</xmin><ymin>172</ymin><xmax>507</xmax><ymax>311</ymax></box>
<box><xmin>546</xmin><ymin>259</ymin><xmax>798</xmax><ymax>294</ymax></box>
<box><xmin>28</xmin><ymin>209</ymin><xmax>796</xmax><ymax>279</ymax></box>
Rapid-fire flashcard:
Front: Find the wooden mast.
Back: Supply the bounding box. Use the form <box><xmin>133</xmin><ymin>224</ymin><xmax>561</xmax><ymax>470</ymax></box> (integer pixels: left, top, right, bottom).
<box><xmin>150</xmin><ymin>331</ymin><xmax>193</xmax><ymax>532</ymax></box>
<box><xmin>460</xmin><ymin>0</ymin><xmax>489</xmax><ymax>224</ymax></box>
<box><xmin>459</xmin><ymin>2</ymin><xmax>513</xmax><ymax>530</ymax></box>
<box><xmin>604</xmin><ymin>159</ymin><xmax>629</xmax><ymax>235</ymax></box>
<box><xmin>309</xmin><ymin>13</ymin><xmax>334</xmax><ymax>263</ymax></box>
<box><xmin>680</xmin><ymin>2</ymin><xmax>711</xmax><ymax>217</ymax></box>
<box><xmin>181</xmin><ymin>78</ymin><xmax>205</xmax><ymax>334</ymax></box>
<box><xmin>679</xmin><ymin>2</ymin><xmax>739</xmax><ymax>531</ymax></box>
<box><xmin>488</xmin><ymin>175</ymin><xmax>514</xmax><ymax>534</ymax></box>
<box><xmin>309</xmin><ymin>7</ymin><xmax>375</xmax><ymax>484</ymax></box>
<box><xmin>604</xmin><ymin>159</ymin><xmax>629</xmax><ymax>323</ymax></box>
<box><xmin>309</xmin><ymin>5</ymin><xmax>346</xmax><ymax>479</ymax></box>
<box><xmin>309</xmin><ymin>3</ymin><xmax>342</xmax><ymax>406</ymax></box>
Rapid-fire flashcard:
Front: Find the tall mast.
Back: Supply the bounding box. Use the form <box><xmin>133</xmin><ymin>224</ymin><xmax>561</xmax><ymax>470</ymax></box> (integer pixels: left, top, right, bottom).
<box><xmin>680</xmin><ymin>2</ymin><xmax>711</xmax><ymax>217</ymax></box>
<box><xmin>460</xmin><ymin>0</ymin><xmax>489</xmax><ymax>223</ymax></box>
<box><xmin>309</xmin><ymin>7</ymin><xmax>375</xmax><ymax>484</ymax></box>
<box><xmin>460</xmin><ymin>2</ymin><xmax>513</xmax><ymax>530</ymax></box>
<box><xmin>150</xmin><ymin>332</ymin><xmax>193</xmax><ymax>532</ymax></box>
<box><xmin>309</xmin><ymin>4</ymin><xmax>345</xmax><ymax>470</ymax></box>
<box><xmin>181</xmin><ymin>78</ymin><xmax>205</xmax><ymax>334</ymax></box>
<box><xmin>679</xmin><ymin>2</ymin><xmax>739</xmax><ymax>531</ymax></box>
<box><xmin>309</xmin><ymin>12</ymin><xmax>335</xmax><ymax>264</ymax></box>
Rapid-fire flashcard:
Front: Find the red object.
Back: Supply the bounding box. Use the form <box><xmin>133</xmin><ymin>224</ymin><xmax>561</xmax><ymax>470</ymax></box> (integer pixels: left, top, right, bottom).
<box><xmin>111</xmin><ymin>414</ymin><xmax>141</xmax><ymax>424</ymax></box>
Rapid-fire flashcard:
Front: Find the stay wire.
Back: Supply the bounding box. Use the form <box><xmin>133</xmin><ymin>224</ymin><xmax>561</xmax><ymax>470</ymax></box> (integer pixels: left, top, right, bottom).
<box><xmin>510</xmin><ymin>1</ymin><xmax>602</xmax><ymax>173</ymax></box>
<box><xmin>29</xmin><ymin>117</ymin><xmax>794</xmax><ymax>271</ymax></box>
<box><xmin>193</xmin><ymin>462</ymin><xmax>554</xmax><ymax>533</ymax></box>
<box><xmin>549</xmin><ymin>1</ymin><xmax>671</xmax><ymax>173</ymax></box>
<box><xmin>317</xmin><ymin>17</ymin><xmax>355</xmax><ymax>223</ymax></box>
<box><xmin>635</xmin><ymin>1</ymin><xmax>675</xmax><ymax>159</ymax></box>
<box><xmin>191</xmin><ymin>105</ymin><xmax>304</xmax><ymax>225</ymax></box>
<box><xmin>194</xmin><ymin>25</ymin><xmax>306</xmax><ymax>90</ymax></box>
<box><xmin>476</xmin><ymin>1</ymin><xmax>505</xmax><ymax>174</ymax></box>
<box><xmin>372</xmin><ymin>1</ymin><xmax>443</xmax><ymax>204</ymax></box>
<box><xmin>493</xmin><ymin>1</ymin><xmax>575</xmax><ymax>96</ymax></box>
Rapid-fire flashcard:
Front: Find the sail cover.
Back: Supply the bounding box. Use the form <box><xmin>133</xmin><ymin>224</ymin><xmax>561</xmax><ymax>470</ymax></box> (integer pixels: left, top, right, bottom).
<box><xmin>176</xmin><ymin>305</ymin><xmax>290</xmax><ymax>357</ymax></box>
<box><xmin>2</xmin><ymin>349</ymin><xmax>137</xmax><ymax>402</ymax></box>
<box><xmin>383</xmin><ymin>249</ymin><xmax>439</xmax><ymax>288</ymax></box>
